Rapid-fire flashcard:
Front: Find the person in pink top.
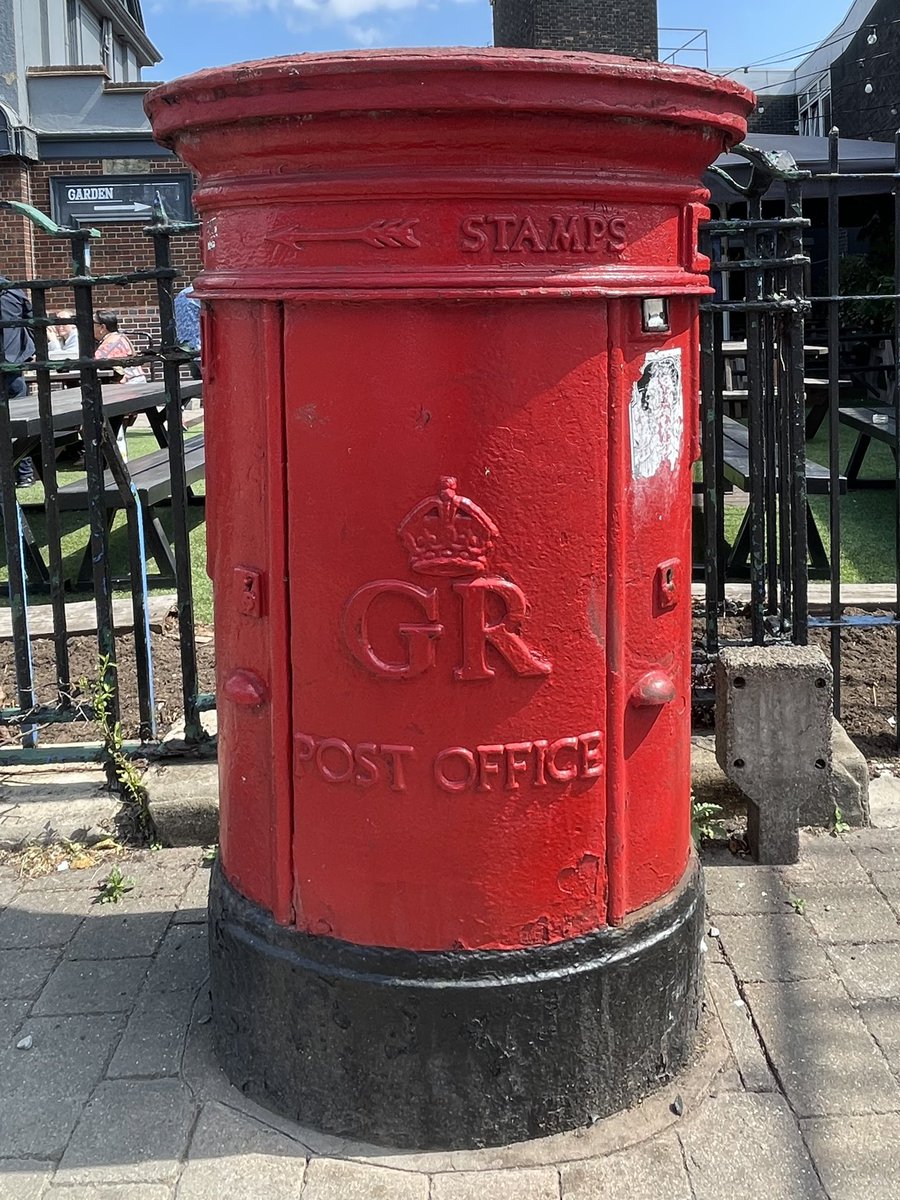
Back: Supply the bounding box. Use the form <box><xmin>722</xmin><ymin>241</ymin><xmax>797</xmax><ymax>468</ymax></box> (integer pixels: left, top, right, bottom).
<box><xmin>93</xmin><ymin>311</ymin><xmax>146</xmax><ymax>460</ymax></box>
<box><xmin>93</xmin><ymin>312</ymin><xmax>146</xmax><ymax>383</ymax></box>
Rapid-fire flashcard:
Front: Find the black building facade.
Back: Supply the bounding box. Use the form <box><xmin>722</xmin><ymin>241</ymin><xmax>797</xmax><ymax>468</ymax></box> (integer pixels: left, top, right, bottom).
<box><xmin>830</xmin><ymin>0</ymin><xmax>900</xmax><ymax>142</ymax></box>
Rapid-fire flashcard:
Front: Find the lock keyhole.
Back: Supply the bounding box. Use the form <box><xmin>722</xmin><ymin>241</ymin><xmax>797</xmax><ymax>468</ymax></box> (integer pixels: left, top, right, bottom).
<box><xmin>234</xmin><ymin>565</ymin><xmax>264</xmax><ymax>618</ymax></box>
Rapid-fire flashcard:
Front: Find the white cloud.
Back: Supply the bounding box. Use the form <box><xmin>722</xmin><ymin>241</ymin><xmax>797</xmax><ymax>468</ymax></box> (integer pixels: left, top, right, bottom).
<box><xmin>191</xmin><ymin>0</ymin><xmax>457</xmax><ymax>20</ymax></box>
<box><xmin>347</xmin><ymin>22</ymin><xmax>386</xmax><ymax>45</ymax></box>
<box><xmin>294</xmin><ymin>0</ymin><xmax>420</xmax><ymax>16</ymax></box>
<box><xmin>175</xmin><ymin>0</ymin><xmax>480</xmax><ymax>51</ymax></box>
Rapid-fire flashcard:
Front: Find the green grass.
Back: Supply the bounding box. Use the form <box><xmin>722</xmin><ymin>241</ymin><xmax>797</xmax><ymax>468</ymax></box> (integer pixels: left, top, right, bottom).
<box><xmin>721</xmin><ymin>418</ymin><xmax>899</xmax><ymax>584</ymax></box>
<box><xmin>1</xmin><ymin>429</ymin><xmax>213</xmax><ymax>623</ymax></box>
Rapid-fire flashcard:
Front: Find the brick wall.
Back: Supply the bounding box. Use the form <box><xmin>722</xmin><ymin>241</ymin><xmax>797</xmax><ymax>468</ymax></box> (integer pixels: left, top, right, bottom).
<box><xmin>0</xmin><ymin>160</ymin><xmax>35</xmax><ymax>282</ymax></box>
<box><xmin>747</xmin><ymin>94</ymin><xmax>799</xmax><ymax>136</ymax></box>
<box><xmin>0</xmin><ymin>155</ymin><xmax>201</xmax><ymax>342</ymax></box>
<box><xmin>830</xmin><ymin>0</ymin><xmax>900</xmax><ymax>143</ymax></box>
<box><xmin>492</xmin><ymin>0</ymin><xmax>658</xmax><ymax>60</ymax></box>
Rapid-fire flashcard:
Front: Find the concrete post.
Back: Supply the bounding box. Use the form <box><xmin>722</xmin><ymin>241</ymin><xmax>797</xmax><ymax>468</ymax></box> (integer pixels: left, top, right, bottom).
<box><xmin>716</xmin><ymin>646</ymin><xmax>833</xmax><ymax>864</ymax></box>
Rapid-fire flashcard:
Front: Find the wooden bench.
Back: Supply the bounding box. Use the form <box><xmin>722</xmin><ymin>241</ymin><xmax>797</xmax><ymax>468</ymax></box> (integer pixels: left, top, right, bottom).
<box><xmin>838</xmin><ymin>406</ymin><xmax>898</xmax><ymax>487</ymax></box>
<box><xmin>698</xmin><ymin>415</ymin><xmax>846</xmax><ymax>580</ymax></box>
<box><xmin>57</xmin><ymin>435</ymin><xmax>205</xmax><ymax>586</ymax></box>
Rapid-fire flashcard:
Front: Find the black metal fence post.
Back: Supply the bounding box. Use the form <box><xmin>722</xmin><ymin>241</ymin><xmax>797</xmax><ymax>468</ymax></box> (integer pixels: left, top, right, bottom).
<box><xmin>70</xmin><ymin>228</ymin><xmax>120</xmax><ymax>728</ymax></box>
<box><xmin>826</xmin><ymin>128</ymin><xmax>843</xmax><ymax>716</ymax></box>
<box><xmin>894</xmin><ymin>129</ymin><xmax>900</xmax><ymax>748</ymax></box>
<box><xmin>146</xmin><ymin>199</ymin><xmax>204</xmax><ymax>745</ymax></box>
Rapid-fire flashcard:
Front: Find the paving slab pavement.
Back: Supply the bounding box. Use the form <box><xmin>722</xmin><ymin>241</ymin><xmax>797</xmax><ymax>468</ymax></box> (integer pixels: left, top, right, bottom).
<box><xmin>0</xmin><ymin>830</ymin><xmax>899</xmax><ymax>1196</ymax></box>
<box><xmin>0</xmin><ymin>739</ymin><xmax>219</xmax><ymax>853</ymax></box>
<box><xmin>0</xmin><ymin>765</ymin><xmax>118</xmax><ymax>851</ymax></box>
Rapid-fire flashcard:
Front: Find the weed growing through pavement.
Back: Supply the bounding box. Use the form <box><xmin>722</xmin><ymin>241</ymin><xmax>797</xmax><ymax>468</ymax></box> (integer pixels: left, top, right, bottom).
<box><xmin>81</xmin><ymin>655</ymin><xmax>156</xmax><ymax>843</ymax></box>
<box><xmin>831</xmin><ymin>806</ymin><xmax>851</xmax><ymax>836</ymax></box>
<box><xmin>691</xmin><ymin>799</ymin><xmax>725</xmax><ymax>844</ymax></box>
<box><xmin>94</xmin><ymin>864</ymin><xmax>134</xmax><ymax>904</ymax></box>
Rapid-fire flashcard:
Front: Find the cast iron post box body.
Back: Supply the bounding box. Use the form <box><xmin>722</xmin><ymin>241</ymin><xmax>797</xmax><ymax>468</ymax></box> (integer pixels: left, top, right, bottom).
<box><xmin>147</xmin><ymin>50</ymin><xmax>751</xmax><ymax>1150</ymax></box>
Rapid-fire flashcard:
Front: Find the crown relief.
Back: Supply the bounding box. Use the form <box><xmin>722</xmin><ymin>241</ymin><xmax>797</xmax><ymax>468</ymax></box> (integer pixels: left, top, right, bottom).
<box><xmin>398</xmin><ymin>477</ymin><xmax>499</xmax><ymax>577</ymax></box>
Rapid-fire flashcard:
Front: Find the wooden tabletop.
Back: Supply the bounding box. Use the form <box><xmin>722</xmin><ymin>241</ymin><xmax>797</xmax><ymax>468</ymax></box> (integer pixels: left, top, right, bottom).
<box><xmin>839</xmin><ymin>406</ymin><xmax>897</xmax><ymax>442</ymax></box>
<box><xmin>22</xmin><ymin>367</ymin><xmax>118</xmax><ymax>385</ymax></box>
<box><xmin>721</xmin><ymin>341</ymin><xmax>828</xmax><ymax>355</ymax></box>
<box><xmin>6</xmin><ymin>379</ymin><xmax>203</xmax><ymax>439</ymax></box>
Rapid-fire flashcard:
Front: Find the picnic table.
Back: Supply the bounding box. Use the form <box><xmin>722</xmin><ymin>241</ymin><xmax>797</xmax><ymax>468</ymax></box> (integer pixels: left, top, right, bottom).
<box><xmin>6</xmin><ymin>377</ymin><xmax>201</xmax><ymax>446</ymax></box>
<box><xmin>720</xmin><ymin>342</ymin><xmax>835</xmax><ymax>436</ymax></box>
<box><xmin>835</xmin><ymin>334</ymin><xmax>895</xmax><ymax>408</ymax></box>
<box><xmin>839</xmin><ymin>406</ymin><xmax>899</xmax><ymax>487</ymax></box>
<box><xmin>3</xmin><ymin>378</ymin><xmax>204</xmax><ymax>588</ymax></box>
<box><xmin>697</xmin><ymin>414</ymin><xmax>846</xmax><ymax>581</ymax></box>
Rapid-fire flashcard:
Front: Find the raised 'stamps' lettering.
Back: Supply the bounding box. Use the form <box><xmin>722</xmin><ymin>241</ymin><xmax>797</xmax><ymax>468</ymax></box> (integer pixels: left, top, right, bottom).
<box><xmin>460</xmin><ymin>213</ymin><xmax>627</xmax><ymax>254</ymax></box>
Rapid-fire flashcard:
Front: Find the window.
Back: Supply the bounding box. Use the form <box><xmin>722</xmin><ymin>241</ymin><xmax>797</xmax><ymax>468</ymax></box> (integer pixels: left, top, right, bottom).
<box><xmin>114</xmin><ymin>37</ymin><xmax>129</xmax><ymax>81</ymax></box>
<box><xmin>799</xmin><ymin>72</ymin><xmax>832</xmax><ymax>137</ymax></box>
<box><xmin>66</xmin><ymin>0</ymin><xmax>78</xmax><ymax>65</ymax></box>
<box><xmin>101</xmin><ymin>19</ymin><xmax>114</xmax><ymax>74</ymax></box>
<box><xmin>63</xmin><ymin>2</ymin><xmax>142</xmax><ymax>75</ymax></box>
<box><xmin>79</xmin><ymin>4</ymin><xmax>103</xmax><ymax>65</ymax></box>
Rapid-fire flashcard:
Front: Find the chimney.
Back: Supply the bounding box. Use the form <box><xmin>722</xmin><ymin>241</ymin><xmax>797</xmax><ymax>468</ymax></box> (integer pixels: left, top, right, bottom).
<box><xmin>491</xmin><ymin>0</ymin><xmax>658</xmax><ymax>61</ymax></box>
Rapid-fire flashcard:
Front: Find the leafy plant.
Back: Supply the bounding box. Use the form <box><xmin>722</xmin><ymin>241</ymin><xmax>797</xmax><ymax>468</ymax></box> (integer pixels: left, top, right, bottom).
<box><xmin>201</xmin><ymin>845</ymin><xmax>218</xmax><ymax>865</ymax></box>
<box><xmin>788</xmin><ymin>895</ymin><xmax>806</xmax><ymax>915</ymax></box>
<box><xmin>692</xmin><ymin>799</ymin><xmax>724</xmax><ymax>844</ymax></box>
<box><xmin>95</xmin><ymin>865</ymin><xmax>134</xmax><ymax>905</ymax></box>
<box><xmin>831</xmin><ymin>806</ymin><xmax>851</xmax><ymax>836</ymax></box>
<box><xmin>80</xmin><ymin>656</ymin><xmax>155</xmax><ymax>843</ymax></box>
<box><xmin>839</xmin><ymin>254</ymin><xmax>895</xmax><ymax>335</ymax></box>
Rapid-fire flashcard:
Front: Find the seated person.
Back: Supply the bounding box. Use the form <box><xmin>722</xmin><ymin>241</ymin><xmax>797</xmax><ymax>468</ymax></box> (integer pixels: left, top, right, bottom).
<box><xmin>1</xmin><ymin>275</ymin><xmax>36</xmax><ymax>487</ymax></box>
<box><xmin>93</xmin><ymin>311</ymin><xmax>146</xmax><ymax>383</ymax></box>
<box><xmin>174</xmin><ymin>284</ymin><xmax>201</xmax><ymax>379</ymax></box>
<box><xmin>93</xmin><ymin>311</ymin><xmax>146</xmax><ymax>462</ymax></box>
<box><xmin>48</xmin><ymin>311</ymin><xmax>79</xmax><ymax>361</ymax></box>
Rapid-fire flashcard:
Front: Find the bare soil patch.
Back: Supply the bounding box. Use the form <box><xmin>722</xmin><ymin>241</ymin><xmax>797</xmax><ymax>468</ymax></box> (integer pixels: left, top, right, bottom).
<box><xmin>694</xmin><ymin>605</ymin><xmax>899</xmax><ymax>764</ymax></box>
<box><xmin>0</xmin><ymin>619</ymin><xmax>216</xmax><ymax>746</ymax></box>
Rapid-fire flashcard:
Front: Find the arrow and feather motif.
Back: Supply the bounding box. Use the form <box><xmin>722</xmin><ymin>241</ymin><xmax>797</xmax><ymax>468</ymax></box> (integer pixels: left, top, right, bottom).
<box><xmin>269</xmin><ymin>218</ymin><xmax>421</xmax><ymax>251</ymax></box>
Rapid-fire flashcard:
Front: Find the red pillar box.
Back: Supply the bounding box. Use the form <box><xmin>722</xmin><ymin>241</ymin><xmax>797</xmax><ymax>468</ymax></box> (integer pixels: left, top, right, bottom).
<box><xmin>147</xmin><ymin>51</ymin><xmax>752</xmax><ymax>1150</ymax></box>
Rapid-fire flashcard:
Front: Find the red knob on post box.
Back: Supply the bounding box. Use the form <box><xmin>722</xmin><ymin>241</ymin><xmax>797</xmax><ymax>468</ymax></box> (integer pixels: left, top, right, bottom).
<box><xmin>146</xmin><ymin>49</ymin><xmax>752</xmax><ymax>1151</ymax></box>
<box><xmin>223</xmin><ymin>669</ymin><xmax>267</xmax><ymax>708</ymax></box>
<box><xmin>631</xmin><ymin>669</ymin><xmax>678</xmax><ymax>707</ymax></box>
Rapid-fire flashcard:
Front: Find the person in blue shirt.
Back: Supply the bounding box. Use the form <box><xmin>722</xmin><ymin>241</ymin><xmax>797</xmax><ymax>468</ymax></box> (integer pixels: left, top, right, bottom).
<box><xmin>174</xmin><ymin>284</ymin><xmax>201</xmax><ymax>379</ymax></box>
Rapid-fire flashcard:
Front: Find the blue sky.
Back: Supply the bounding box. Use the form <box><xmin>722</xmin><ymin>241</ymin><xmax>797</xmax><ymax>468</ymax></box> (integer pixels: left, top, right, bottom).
<box><xmin>143</xmin><ymin>0</ymin><xmax>858</xmax><ymax>81</ymax></box>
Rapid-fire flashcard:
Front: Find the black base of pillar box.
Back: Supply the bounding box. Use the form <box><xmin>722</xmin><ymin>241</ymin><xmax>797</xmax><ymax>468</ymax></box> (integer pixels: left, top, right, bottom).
<box><xmin>208</xmin><ymin>860</ymin><xmax>704</xmax><ymax>1151</ymax></box>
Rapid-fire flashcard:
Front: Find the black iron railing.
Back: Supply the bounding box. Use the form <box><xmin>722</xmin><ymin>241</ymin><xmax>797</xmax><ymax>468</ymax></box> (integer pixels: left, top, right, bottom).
<box><xmin>696</xmin><ymin>131</ymin><xmax>900</xmax><ymax>745</ymax></box>
<box><xmin>0</xmin><ymin>197</ymin><xmax>209</xmax><ymax>762</ymax></box>
<box><xmin>808</xmin><ymin>131</ymin><xmax>900</xmax><ymax>722</ymax></box>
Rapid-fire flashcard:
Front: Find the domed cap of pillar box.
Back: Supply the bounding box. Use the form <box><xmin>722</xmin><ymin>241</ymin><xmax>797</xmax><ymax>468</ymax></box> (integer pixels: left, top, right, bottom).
<box><xmin>144</xmin><ymin>51</ymin><xmax>754</xmax><ymax>301</ymax></box>
<box><xmin>145</xmin><ymin>48</ymin><xmax>754</xmax><ymax>179</ymax></box>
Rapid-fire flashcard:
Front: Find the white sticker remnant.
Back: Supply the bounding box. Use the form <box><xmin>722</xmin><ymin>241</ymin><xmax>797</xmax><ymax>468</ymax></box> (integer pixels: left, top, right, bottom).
<box><xmin>629</xmin><ymin>347</ymin><xmax>683</xmax><ymax>480</ymax></box>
